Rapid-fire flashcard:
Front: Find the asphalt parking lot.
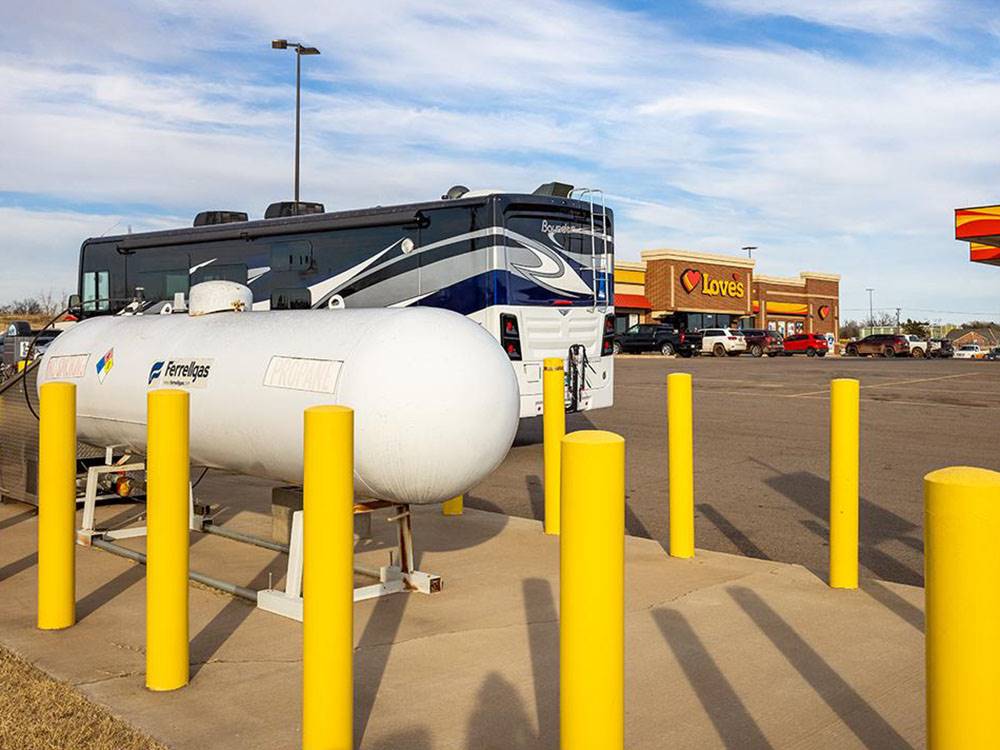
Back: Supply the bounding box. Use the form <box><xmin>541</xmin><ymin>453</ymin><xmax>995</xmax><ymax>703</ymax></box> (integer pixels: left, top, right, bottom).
<box><xmin>471</xmin><ymin>355</ymin><xmax>1000</xmax><ymax>585</ymax></box>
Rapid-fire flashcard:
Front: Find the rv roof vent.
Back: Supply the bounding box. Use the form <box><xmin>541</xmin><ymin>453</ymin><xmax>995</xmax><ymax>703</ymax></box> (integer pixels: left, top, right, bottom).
<box><xmin>264</xmin><ymin>201</ymin><xmax>325</xmax><ymax>219</ymax></box>
<box><xmin>193</xmin><ymin>211</ymin><xmax>249</xmax><ymax>227</ymax></box>
<box><xmin>441</xmin><ymin>185</ymin><xmax>470</xmax><ymax>200</ymax></box>
<box><xmin>532</xmin><ymin>182</ymin><xmax>574</xmax><ymax>198</ymax></box>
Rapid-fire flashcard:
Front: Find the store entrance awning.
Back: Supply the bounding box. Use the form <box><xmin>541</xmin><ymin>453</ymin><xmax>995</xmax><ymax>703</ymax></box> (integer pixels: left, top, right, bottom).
<box><xmin>615</xmin><ymin>293</ymin><xmax>651</xmax><ymax>310</ymax></box>
<box><xmin>956</xmin><ymin>205</ymin><xmax>1000</xmax><ymax>266</ymax></box>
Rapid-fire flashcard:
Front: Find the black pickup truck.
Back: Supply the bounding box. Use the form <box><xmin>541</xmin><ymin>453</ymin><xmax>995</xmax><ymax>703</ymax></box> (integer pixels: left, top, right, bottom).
<box><xmin>612</xmin><ymin>324</ymin><xmax>695</xmax><ymax>357</ymax></box>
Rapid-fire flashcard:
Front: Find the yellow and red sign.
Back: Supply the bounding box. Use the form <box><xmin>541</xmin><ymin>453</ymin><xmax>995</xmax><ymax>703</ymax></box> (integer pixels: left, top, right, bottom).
<box><xmin>956</xmin><ymin>206</ymin><xmax>1000</xmax><ymax>242</ymax></box>
<box><xmin>818</xmin><ymin>305</ymin><xmax>830</xmax><ymax>320</ymax></box>
<box><xmin>680</xmin><ymin>268</ymin><xmax>745</xmax><ymax>298</ymax></box>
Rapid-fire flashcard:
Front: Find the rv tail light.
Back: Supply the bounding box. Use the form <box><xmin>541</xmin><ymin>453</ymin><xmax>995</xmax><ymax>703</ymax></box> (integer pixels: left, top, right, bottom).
<box><xmin>500</xmin><ymin>313</ymin><xmax>522</xmax><ymax>361</ymax></box>
<box><xmin>601</xmin><ymin>314</ymin><xmax>615</xmax><ymax>357</ymax></box>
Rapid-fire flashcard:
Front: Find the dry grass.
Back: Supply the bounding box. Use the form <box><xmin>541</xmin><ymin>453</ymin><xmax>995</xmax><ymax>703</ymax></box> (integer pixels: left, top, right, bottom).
<box><xmin>0</xmin><ymin>645</ymin><xmax>167</xmax><ymax>750</ymax></box>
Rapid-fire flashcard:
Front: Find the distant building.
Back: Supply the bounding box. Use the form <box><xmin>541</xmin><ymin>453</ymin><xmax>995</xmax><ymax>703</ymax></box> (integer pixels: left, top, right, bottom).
<box><xmin>947</xmin><ymin>324</ymin><xmax>1000</xmax><ymax>348</ymax></box>
<box><xmin>611</xmin><ymin>250</ymin><xmax>840</xmax><ymax>341</ymax></box>
<box><xmin>858</xmin><ymin>324</ymin><xmax>955</xmax><ymax>339</ymax></box>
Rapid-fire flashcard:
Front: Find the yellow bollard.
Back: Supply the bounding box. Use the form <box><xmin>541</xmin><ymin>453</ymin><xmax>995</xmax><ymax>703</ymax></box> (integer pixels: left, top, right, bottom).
<box><xmin>302</xmin><ymin>405</ymin><xmax>354</xmax><ymax>750</ymax></box>
<box><xmin>829</xmin><ymin>378</ymin><xmax>859</xmax><ymax>589</ymax></box>
<box><xmin>145</xmin><ymin>389</ymin><xmax>190</xmax><ymax>691</ymax></box>
<box><xmin>667</xmin><ymin>372</ymin><xmax>694</xmax><ymax>558</ymax></box>
<box><xmin>561</xmin><ymin>430</ymin><xmax>625</xmax><ymax>750</ymax></box>
<box><xmin>925</xmin><ymin>466</ymin><xmax>1000</xmax><ymax>748</ymax></box>
<box><xmin>37</xmin><ymin>382</ymin><xmax>77</xmax><ymax>630</ymax></box>
<box><xmin>442</xmin><ymin>494</ymin><xmax>463</xmax><ymax>516</ymax></box>
<box><xmin>543</xmin><ymin>357</ymin><xmax>565</xmax><ymax>535</ymax></box>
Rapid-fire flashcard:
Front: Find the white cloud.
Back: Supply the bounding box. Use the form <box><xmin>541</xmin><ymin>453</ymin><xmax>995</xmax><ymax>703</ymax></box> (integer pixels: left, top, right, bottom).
<box><xmin>703</xmin><ymin>0</ymin><xmax>947</xmax><ymax>36</ymax></box>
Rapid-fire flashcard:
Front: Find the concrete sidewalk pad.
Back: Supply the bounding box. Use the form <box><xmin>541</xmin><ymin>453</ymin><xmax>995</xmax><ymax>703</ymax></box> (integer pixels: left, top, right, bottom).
<box><xmin>0</xmin><ymin>498</ymin><xmax>923</xmax><ymax>749</ymax></box>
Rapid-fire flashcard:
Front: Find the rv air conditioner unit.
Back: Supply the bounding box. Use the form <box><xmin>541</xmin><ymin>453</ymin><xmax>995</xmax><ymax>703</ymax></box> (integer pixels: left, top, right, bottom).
<box><xmin>193</xmin><ymin>211</ymin><xmax>249</xmax><ymax>227</ymax></box>
<box><xmin>265</xmin><ymin>201</ymin><xmax>325</xmax><ymax>219</ymax></box>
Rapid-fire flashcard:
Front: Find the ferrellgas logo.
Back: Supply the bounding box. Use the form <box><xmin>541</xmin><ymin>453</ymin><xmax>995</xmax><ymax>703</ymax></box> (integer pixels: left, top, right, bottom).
<box><xmin>148</xmin><ymin>358</ymin><xmax>214</xmax><ymax>389</ymax></box>
<box><xmin>680</xmin><ymin>268</ymin><xmax>745</xmax><ymax>298</ymax></box>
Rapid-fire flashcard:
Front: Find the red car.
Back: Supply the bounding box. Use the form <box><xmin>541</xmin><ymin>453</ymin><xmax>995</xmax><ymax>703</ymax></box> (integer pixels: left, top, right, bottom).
<box><xmin>782</xmin><ymin>333</ymin><xmax>829</xmax><ymax>357</ymax></box>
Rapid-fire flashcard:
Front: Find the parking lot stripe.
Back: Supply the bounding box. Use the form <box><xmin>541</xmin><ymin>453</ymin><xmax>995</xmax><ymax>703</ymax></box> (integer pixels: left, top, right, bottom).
<box><xmin>788</xmin><ymin>372</ymin><xmax>982</xmax><ymax>399</ymax></box>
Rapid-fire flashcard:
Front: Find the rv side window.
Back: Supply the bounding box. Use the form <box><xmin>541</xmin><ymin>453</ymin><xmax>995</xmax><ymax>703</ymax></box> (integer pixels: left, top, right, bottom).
<box><xmin>192</xmin><ymin>263</ymin><xmax>248</xmax><ymax>286</ymax></box>
<box><xmin>271</xmin><ymin>288</ymin><xmax>312</xmax><ymax>310</ymax></box>
<box><xmin>137</xmin><ymin>269</ymin><xmax>189</xmax><ymax>303</ymax></box>
<box><xmin>82</xmin><ymin>270</ymin><xmax>110</xmax><ymax>312</ymax></box>
<box><xmin>270</xmin><ymin>241</ymin><xmax>313</xmax><ymax>271</ymax></box>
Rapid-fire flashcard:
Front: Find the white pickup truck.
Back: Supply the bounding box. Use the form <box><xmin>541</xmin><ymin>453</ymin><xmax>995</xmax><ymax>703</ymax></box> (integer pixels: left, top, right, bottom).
<box><xmin>954</xmin><ymin>344</ymin><xmax>986</xmax><ymax>360</ymax></box>
<box><xmin>901</xmin><ymin>334</ymin><xmax>928</xmax><ymax>358</ymax></box>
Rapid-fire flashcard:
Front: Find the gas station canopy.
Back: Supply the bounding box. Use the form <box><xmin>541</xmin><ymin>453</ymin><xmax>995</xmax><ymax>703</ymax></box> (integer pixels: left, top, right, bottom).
<box><xmin>955</xmin><ymin>205</ymin><xmax>1000</xmax><ymax>265</ymax></box>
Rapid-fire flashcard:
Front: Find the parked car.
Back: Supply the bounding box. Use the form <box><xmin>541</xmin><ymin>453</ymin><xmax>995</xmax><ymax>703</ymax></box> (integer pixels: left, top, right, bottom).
<box><xmin>844</xmin><ymin>334</ymin><xmax>911</xmax><ymax>358</ymax></box>
<box><xmin>612</xmin><ymin>324</ymin><xmax>695</xmax><ymax>357</ymax></box>
<box><xmin>900</xmin><ymin>334</ymin><xmax>928</xmax><ymax>358</ymax></box>
<box><xmin>928</xmin><ymin>338</ymin><xmax>954</xmax><ymax>358</ymax></box>
<box><xmin>986</xmin><ymin>347</ymin><xmax>1000</xmax><ymax>361</ymax></box>
<box><xmin>693</xmin><ymin>328</ymin><xmax>747</xmax><ymax>357</ymax></box>
<box><xmin>739</xmin><ymin>328</ymin><xmax>783</xmax><ymax>357</ymax></box>
<box><xmin>782</xmin><ymin>332</ymin><xmax>829</xmax><ymax>357</ymax></box>
<box><xmin>954</xmin><ymin>344</ymin><xmax>986</xmax><ymax>360</ymax></box>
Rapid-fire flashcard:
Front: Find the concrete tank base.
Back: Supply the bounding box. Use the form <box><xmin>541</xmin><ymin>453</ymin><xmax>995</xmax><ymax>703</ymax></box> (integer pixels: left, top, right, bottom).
<box><xmin>0</xmin><ymin>478</ymin><xmax>924</xmax><ymax>749</ymax></box>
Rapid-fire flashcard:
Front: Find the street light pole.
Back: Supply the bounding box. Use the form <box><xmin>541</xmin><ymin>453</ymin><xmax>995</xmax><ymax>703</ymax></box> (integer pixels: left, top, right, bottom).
<box><xmin>742</xmin><ymin>245</ymin><xmax>757</xmax><ymax>260</ymax></box>
<box><xmin>295</xmin><ymin>49</ymin><xmax>301</xmax><ymax>205</ymax></box>
<box><xmin>866</xmin><ymin>288</ymin><xmax>875</xmax><ymax>326</ymax></box>
<box><xmin>272</xmin><ymin>39</ymin><xmax>321</xmax><ymax>212</ymax></box>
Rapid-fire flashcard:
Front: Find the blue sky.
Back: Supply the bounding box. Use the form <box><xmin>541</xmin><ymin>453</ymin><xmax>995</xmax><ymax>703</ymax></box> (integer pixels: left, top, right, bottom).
<box><xmin>2</xmin><ymin>0</ymin><xmax>1000</xmax><ymax>323</ymax></box>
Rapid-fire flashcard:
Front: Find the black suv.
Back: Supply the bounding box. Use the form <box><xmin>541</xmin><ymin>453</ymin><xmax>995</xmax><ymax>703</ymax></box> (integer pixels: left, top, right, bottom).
<box><xmin>613</xmin><ymin>324</ymin><xmax>694</xmax><ymax>357</ymax></box>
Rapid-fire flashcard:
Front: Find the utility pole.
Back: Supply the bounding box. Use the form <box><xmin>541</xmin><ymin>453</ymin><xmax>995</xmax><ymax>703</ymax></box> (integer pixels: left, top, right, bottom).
<box><xmin>865</xmin><ymin>288</ymin><xmax>875</xmax><ymax>327</ymax></box>
<box><xmin>896</xmin><ymin>307</ymin><xmax>901</xmax><ymax>333</ymax></box>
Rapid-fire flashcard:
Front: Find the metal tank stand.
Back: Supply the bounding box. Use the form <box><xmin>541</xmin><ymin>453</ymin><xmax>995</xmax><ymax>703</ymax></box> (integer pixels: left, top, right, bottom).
<box><xmin>256</xmin><ymin>501</ymin><xmax>442</xmax><ymax>622</ymax></box>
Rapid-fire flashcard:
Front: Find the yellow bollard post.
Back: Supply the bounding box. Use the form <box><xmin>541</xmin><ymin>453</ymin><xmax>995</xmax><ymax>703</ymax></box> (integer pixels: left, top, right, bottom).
<box><xmin>543</xmin><ymin>357</ymin><xmax>565</xmax><ymax>535</ymax></box>
<box><xmin>561</xmin><ymin>430</ymin><xmax>625</xmax><ymax>750</ymax></box>
<box><xmin>829</xmin><ymin>378</ymin><xmax>859</xmax><ymax>589</ymax></box>
<box><xmin>925</xmin><ymin>467</ymin><xmax>1000</xmax><ymax>748</ymax></box>
<box><xmin>667</xmin><ymin>372</ymin><xmax>694</xmax><ymax>558</ymax></box>
<box><xmin>145</xmin><ymin>389</ymin><xmax>190</xmax><ymax>691</ymax></box>
<box><xmin>37</xmin><ymin>381</ymin><xmax>77</xmax><ymax>630</ymax></box>
<box><xmin>442</xmin><ymin>494</ymin><xmax>463</xmax><ymax>516</ymax></box>
<box><xmin>302</xmin><ymin>405</ymin><xmax>354</xmax><ymax>750</ymax></box>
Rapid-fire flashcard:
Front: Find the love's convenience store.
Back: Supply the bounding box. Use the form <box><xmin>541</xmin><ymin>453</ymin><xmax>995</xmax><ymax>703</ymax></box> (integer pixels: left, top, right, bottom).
<box><xmin>613</xmin><ymin>248</ymin><xmax>840</xmax><ymax>340</ymax></box>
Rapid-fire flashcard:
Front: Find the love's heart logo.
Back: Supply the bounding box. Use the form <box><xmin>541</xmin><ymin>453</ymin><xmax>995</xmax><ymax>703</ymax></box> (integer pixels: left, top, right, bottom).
<box><xmin>818</xmin><ymin>305</ymin><xmax>830</xmax><ymax>320</ymax></box>
<box><xmin>680</xmin><ymin>269</ymin><xmax>702</xmax><ymax>293</ymax></box>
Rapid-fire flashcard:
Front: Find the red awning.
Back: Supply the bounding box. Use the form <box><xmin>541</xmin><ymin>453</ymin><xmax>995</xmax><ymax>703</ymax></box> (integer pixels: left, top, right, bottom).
<box><xmin>614</xmin><ymin>293</ymin><xmax>651</xmax><ymax>310</ymax></box>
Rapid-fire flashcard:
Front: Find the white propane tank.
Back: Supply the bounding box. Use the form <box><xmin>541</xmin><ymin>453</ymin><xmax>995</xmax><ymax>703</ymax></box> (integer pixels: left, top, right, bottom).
<box><xmin>38</xmin><ymin>299</ymin><xmax>520</xmax><ymax>504</ymax></box>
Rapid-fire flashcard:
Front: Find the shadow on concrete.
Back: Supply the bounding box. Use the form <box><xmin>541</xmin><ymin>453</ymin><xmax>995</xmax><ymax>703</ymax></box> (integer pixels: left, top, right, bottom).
<box><xmin>189</xmin><ymin>551</ymin><xmax>286</xmax><ymax>678</ymax></box>
<box><xmin>652</xmin><ymin>608</ymin><xmax>772</xmax><ymax>749</ymax></box>
<box><xmin>523</xmin><ymin>578</ymin><xmax>558</xmax><ymax>747</ymax></box>
<box><xmin>696</xmin><ymin>503</ymin><xmax>770</xmax><ymax>561</ymax></box>
<box><xmin>728</xmin><ymin>586</ymin><xmax>912</xmax><ymax>750</ymax></box>
<box><xmin>512</xmin><ymin>413</ymin><xmax>598</xmax><ymax>448</ymax></box>
<box><xmin>0</xmin><ymin>551</ymin><xmax>36</xmax><ymax>582</ymax></box>
<box><xmin>624</xmin><ymin>500</ymin><xmax>653</xmax><ymax>541</ymax></box>
<box><xmin>77</xmin><ymin>563</ymin><xmax>145</xmax><ymax>622</ymax></box>
<box><xmin>465</xmin><ymin>672</ymin><xmax>538</xmax><ymax>749</ymax></box>
<box><xmin>761</xmin><ymin>468</ymin><xmax>922</xmax><ymax>585</ymax></box>
<box><xmin>367</xmin><ymin>727</ymin><xmax>432</xmax><ymax>750</ymax></box>
<box><xmin>864</xmin><ymin>581</ymin><xmax>923</xmax><ymax>633</ymax></box>
<box><xmin>526</xmin><ymin>474</ymin><xmax>544</xmax><ymax>522</ymax></box>
<box><xmin>420</xmin><ymin>498</ymin><xmax>510</xmax><ymax>554</ymax></box>
<box><xmin>79</xmin><ymin>521</ymin><xmax>216</xmax><ymax>623</ymax></box>
<box><xmin>0</xmin><ymin>508</ymin><xmax>35</xmax><ymax>530</ymax></box>
<box><xmin>355</xmin><ymin>593</ymin><xmax>410</xmax><ymax>748</ymax></box>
